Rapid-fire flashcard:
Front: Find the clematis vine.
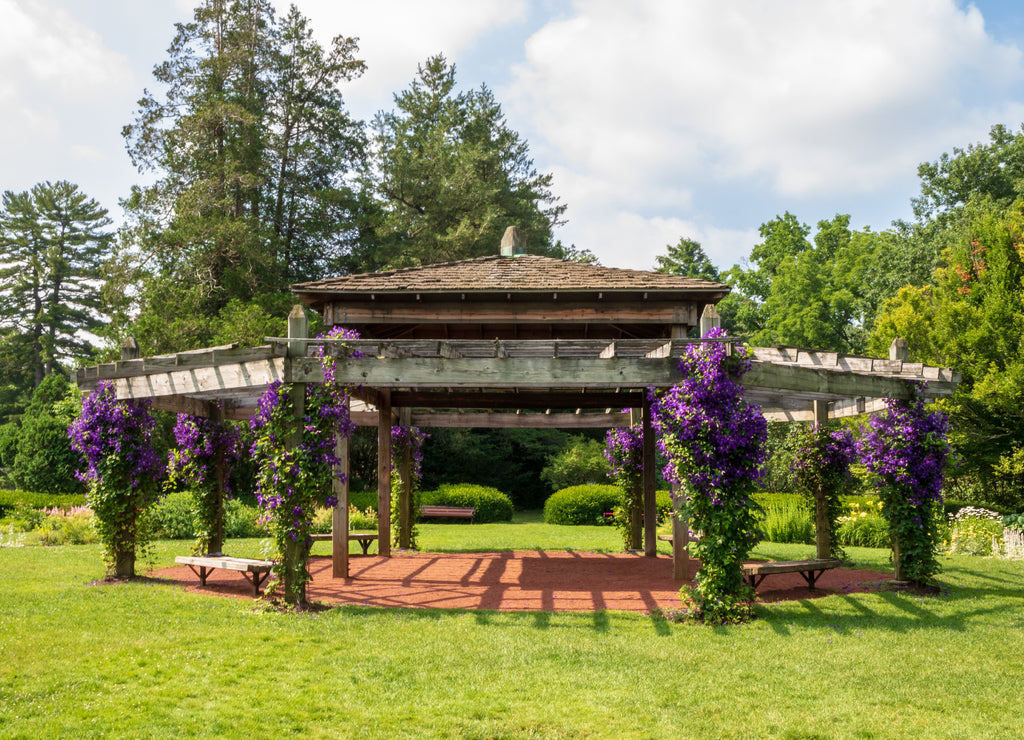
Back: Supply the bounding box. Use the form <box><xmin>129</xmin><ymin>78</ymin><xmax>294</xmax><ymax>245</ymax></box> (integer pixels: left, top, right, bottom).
<box><xmin>390</xmin><ymin>425</ymin><xmax>429</xmax><ymax>549</ymax></box>
<box><xmin>68</xmin><ymin>381</ymin><xmax>164</xmax><ymax>577</ymax></box>
<box><xmin>249</xmin><ymin>326</ymin><xmax>360</xmax><ymax>605</ymax></box>
<box><xmin>650</xmin><ymin>327</ymin><xmax>767</xmax><ymax>624</ymax></box>
<box><xmin>858</xmin><ymin>395</ymin><xmax>951</xmax><ymax>583</ymax></box>
<box><xmin>605</xmin><ymin>420</ymin><xmax>644</xmax><ymax>549</ymax></box>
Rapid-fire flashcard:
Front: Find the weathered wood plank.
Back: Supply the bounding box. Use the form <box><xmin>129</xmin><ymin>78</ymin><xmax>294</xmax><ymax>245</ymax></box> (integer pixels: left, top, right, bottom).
<box><xmin>320</xmin><ymin>301</ymin><xmax>699</xmax><ymax>325</ymax></box>
<box><xmin>114</xmin><ymin>357</ymin><xmax>287</xmax><ymax>399</ymax></box>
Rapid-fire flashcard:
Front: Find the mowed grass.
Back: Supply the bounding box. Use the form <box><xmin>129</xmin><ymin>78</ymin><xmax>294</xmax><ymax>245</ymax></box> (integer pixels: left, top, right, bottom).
<box><xmin>1</xmin><ymin>521</ymin><xmax>1023</xmax><ymax>739</ymax></box>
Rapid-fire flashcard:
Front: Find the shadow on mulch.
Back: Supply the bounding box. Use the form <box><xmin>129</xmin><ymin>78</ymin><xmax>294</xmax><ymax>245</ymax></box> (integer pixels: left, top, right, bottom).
<box><xmin>149</xmin><ymin>551</ymin><xmax>894</xmax><ymax>614</ymax></box>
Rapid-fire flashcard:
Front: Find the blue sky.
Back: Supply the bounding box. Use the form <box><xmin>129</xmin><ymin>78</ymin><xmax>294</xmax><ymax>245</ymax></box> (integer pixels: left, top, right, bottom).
<box><xmin>3</xmin><ymin>0</ymin><xmax>1024</xmax><ymax>272</ymax></box>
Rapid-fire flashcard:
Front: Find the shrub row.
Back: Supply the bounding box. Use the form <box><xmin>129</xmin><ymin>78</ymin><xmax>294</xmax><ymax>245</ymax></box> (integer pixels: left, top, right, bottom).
<box><xmin>149</xmin><ymin>490</ymin><xmax>266</xmax><ymax>540</ymax></box>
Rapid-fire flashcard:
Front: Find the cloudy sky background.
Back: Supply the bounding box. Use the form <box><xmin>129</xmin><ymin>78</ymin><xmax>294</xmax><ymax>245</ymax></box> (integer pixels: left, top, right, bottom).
<box><xmin>3</xmin><ymin>0</ymin><xmax>1024</xmax><ymax>272</ymax></box>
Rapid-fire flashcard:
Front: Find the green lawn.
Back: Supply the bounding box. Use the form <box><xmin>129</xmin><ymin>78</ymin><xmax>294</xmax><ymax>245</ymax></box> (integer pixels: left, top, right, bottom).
<box><xmin>1</xmin><ymin>524</ymin><xmax>1023</xmax><ymax>739</ymax></box>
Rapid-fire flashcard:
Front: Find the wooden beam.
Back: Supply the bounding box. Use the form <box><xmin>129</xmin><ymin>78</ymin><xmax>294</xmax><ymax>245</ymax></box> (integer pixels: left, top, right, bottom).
<box><xmin>389</xmin><ymin>390</ymin><xmax>644</xmax><ymax>409</ymax></box>
<box><xmin>321</xmin><ymin>301</ymin><xmax>699</xmax><ymax>326</ymax></box>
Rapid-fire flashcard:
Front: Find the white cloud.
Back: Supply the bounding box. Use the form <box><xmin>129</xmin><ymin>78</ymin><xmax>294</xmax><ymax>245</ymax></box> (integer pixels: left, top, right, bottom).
<box><xmin>285</xmin><ymin>0</ymin><xmax>528</xmax><ymax>119</ymax></box>
<box><xmin>509</xmin><ymin>0</ymin><xmax>1024</xmax><ymax>195</ymax></box>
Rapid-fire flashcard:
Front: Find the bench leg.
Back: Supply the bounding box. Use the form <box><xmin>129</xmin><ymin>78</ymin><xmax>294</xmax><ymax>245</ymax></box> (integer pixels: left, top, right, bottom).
<box><xmin>186</xmin><ymin>564</ymin><xmax>212</xmax><ymax>586</ymax></box>
<box><xmin>799</xmin><ymin>570</ymin><xmax>825</xmax><ymax>589</ymax></box>
<box><xmin>244</xmin><ymin>570</ymin><xmax>271</xmax><ymax>597</ymax></box>
<box><xmin>359</xmin><ymin>539</ymin><xmax>371</xmax><ymax>555</ymax></box>
<box><xmin>745</xmin><ymin>573</ymin><xmax>767</xmax><ymax>590</ymax></box>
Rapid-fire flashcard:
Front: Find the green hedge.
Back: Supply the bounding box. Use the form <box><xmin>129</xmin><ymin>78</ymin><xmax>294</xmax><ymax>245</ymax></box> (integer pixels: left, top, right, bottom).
<box><xmin>149</xmin><ymin>490</ymin><xmax>266</xmax><ymax>540</ymax></box>
<box><xmin>0</xmin><ymin>490</ymin><xmax>87</xmax><ymax>517</ymax></box>
<box><xmin>421</xmin><ymin>483</ymin><xmax>514</xmax><ymax>523</ymax></box>
<box><xmin>544</xmin><ymin>484</ymin><xmax>621</xmax><ymax>526</ymax></box>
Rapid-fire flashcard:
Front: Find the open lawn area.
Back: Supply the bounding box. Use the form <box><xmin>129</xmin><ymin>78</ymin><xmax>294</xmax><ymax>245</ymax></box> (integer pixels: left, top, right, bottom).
<box><xmin>2</xmin><ymin>521</ymin><xmax>1023</xmax><ymax>739</ymax></box>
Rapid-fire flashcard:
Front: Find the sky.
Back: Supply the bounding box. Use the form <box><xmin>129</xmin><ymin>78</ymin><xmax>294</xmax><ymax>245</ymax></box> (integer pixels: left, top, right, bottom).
<box><xmin>3</xmin><ymin>0</ymin><xmax>1024</xmax><ymax>273</ymax></box>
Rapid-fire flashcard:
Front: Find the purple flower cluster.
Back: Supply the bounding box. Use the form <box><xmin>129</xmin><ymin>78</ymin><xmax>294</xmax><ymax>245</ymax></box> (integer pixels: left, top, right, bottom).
<box><xmin>650</xmin><ymin>327</ymin><xmax>767</xmax><ymax>500</ymax></box>
<box><xmin>859</xmin><ymin>397</ymin><xmax>950</xmax><ymax>507</ymax></box>
<box><xmin>68</xmin><ymin>381</ymin><xmax>163</xmax><ymax>491</ymax></box>
<box><xmin>649</xmin><ymin>328</ymin><xmax>767</xmax><ymax>622</ymax></box>
<box><xmin>604</xmin><ymin>422</ymin><xmax>643</xmax><ymax>488</ymax></box>
<box><xmin>171</xmin><ymin>413</ymin><xmax>241</xmax><ymax>491</ymax></box>
<box><xmin>858</xmin><ymin>395</ymin><xmax>951</xmax><ymax>583</ymax></box>
<box><xmin>791</xmin><ymin>426</ymin><xmax>856</xmax><ymax>485</ymax></box>
<box><xmin>391</xmin><ymin>425</ymin><xmax>428</xmax><ymax>480</ymax></box>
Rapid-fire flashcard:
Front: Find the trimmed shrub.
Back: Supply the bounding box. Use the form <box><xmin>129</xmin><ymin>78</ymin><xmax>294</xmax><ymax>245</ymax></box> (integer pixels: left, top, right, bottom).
<box><xmin>150</xmin><ymin>490</ymin><xmax>194</xmax><ymax>540</ymax></box>
<box><xmin>544</xmin><ymin>484</ymin><xmax>621</xmax><ymax>526</ymax></box>
<box><xmin>349</xmin><ymin>490</ymin><xmax>378</xmax><ymax>512</ymax></box>
<box><xmin>224</xmin><ymin>500</ymin><xmax>265</xmax><ymax>538</ymax></box>
<box><xmin>541</xmin><ymin>437</ymin><xmax>610</xmax><ymax>491</ymax></box>
<box><xmin>422</xmin><ymin>483</ymin><xmax>514</xmax><ymax>523</ymax></box>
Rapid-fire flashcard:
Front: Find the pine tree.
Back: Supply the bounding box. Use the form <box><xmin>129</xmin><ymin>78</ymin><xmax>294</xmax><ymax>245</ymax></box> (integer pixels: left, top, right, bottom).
<box><xmin>0</xmin><ymin>181</ymin><xmax>112</xmax><ymax>387</ymax></box>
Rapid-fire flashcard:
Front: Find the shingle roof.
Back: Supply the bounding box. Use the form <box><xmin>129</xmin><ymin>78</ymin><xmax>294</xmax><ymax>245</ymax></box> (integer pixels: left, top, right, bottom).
<box><xmin>292</xmin><ymin>255</ymin><xmax>730</xmax><ymax>294</ymax></box>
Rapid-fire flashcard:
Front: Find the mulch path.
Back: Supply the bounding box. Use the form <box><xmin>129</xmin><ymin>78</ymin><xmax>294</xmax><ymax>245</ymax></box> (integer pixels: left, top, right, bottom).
<box><xmin>150</xmin><ymin>551</ymin><xmax>892</xmax><ymax>613</ymax></box>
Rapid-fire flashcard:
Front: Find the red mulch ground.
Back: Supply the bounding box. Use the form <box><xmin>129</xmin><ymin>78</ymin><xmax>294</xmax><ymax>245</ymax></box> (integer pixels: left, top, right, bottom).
<box><xmin>150</xmin><ymin>551</ymin><xmax>892</xmax><ymax>613</ymax></box>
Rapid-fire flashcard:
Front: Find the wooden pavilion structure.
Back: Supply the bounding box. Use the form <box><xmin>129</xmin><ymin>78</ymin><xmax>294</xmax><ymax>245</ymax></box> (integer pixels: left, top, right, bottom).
<box><xmin>75</xmin><ymin>228</ymin><xmax>960</xmax><ymax>582</ymax></box>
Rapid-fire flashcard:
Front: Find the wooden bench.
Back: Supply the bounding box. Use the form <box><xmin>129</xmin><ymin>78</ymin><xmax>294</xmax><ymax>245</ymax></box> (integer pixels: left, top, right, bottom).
<box><xmin>419</xmin><ymin>505</ymin><xmax>475</xmax><ymax>522</ymax></box>
<box><xmin>174</xmin><ymin>555</ymin><xmax>274</xmax><ymax>597</ymax></box>
<box><xmin>310</xmin><ymin>531</ymin><xmax>378</xmax><ymax>555</ymax></box>
<box><xmin>742</xmin><ymin>558</ymin><xmax>843</xmax><ymax>590</ymax></box>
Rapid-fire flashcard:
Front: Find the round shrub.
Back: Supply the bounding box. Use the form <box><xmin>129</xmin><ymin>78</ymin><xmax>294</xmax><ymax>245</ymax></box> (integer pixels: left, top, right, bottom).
<box><xmin>422</xmin><ymin>483</ymin><xmax>513</xmax><ymax>523</ymax></box>
<box><xmin>224</xmin><ymin>500</ymin><xmax>266</xmax><ymax>538</ymax></box>
<box><xmin>150</xmin><ymin>490</ymin><xmax>194</xmax><ymax>540</ymax></box>
<box><xmin>544</xmin><ymin>484</ymin><xmax>622</xmax><ymax>526</ymax></box>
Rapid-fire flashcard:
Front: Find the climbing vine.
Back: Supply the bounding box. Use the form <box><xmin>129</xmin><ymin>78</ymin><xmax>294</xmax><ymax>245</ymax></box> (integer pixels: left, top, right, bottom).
<box><xmin>250</xmin><ymin>327</ymin><xmax>359</xmax><ymax>606</ymax></box>
<box><xmin>651</xmin><ymin>328</ymin><xmax>767</xmax><ymax>624</ymax></box>
<box><xmin>791</xmin><ymin>423</ymin><xmax>856</xmax><ymax>560</ymax></box>
<box><xmin>68</xmin><ymin>381</ymin><xmax>164</xmax><ymax>577</ymax></box>
<box><xmin>858</xmin><ymin>395</ymin><xmax>951</xmax><ymax>583</ymax></box>
<box><xmin>391</xmin><ymin>425</ymin><xmax>428</xmax><ymax>549</ymax></box>
<box><xmin>604</xmin><ymin>422</ymin><xmax>643</xmax><ymax>549</ymax></box>
<box><xmin>167</xmin><ymin>412</ymin><xmax>241</xmax><ymax>555</ymax></box>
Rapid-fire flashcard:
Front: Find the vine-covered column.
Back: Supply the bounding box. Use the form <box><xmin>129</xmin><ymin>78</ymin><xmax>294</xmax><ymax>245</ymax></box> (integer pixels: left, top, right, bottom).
<box><xmin>859</xmin><ymin>396</ymin><xmax>951</xmax><ymax>584</ymax></box>
<box><xmin>391</xmin><ymin>423</ymin><xmax>427</xmax><ymax>550</ymax></box>
<box><xmin>167</xmin><ymin>407</ymin><xmax>240</xmax><ymax>556</ymax></box>
<box><xmin>605</xmin><ymin>420</ymin><xmax>643</xmax><ymax>550</ymax></box>
<box><xmin>651</xmin><ymin>327</ymin><xmax>767</xmax><ymax>624</ymax></box>
<box><xmin>68</xmin><ymin>381</ymin><xmax>164</xmax><ymax>578</ymax></box>
<box><xmin>791</xmin><ymin>415</ymin><xmax>855</xmax><ymax>561</ymax></box>
<box><xmin>250</xmin><ymin>320</ymin><xmax>358</xmax><ymax>606</ymax></box>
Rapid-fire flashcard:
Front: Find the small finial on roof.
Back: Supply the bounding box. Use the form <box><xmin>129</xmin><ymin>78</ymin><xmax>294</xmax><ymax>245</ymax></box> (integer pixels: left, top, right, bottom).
<box><xmin>500</xmin><ymin>226</ymin><xmax>526</xmax><ymax>257</ymax></box>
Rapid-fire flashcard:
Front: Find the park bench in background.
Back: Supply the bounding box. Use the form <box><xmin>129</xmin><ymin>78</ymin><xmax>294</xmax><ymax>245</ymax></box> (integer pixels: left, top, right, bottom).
<box><xmin>310</xmin><ymin>531</ymin><xmax>378</xmax><ymax>555</ymax></box>
<box><xmin>419</xmin><ymin>505</ymin><xmax>475</xmax><ymax>522</ymax></box>
<box><xmin>174</xmin><ymin>555</ymin><xmax>274</xmax><ymax>597</ymax></box>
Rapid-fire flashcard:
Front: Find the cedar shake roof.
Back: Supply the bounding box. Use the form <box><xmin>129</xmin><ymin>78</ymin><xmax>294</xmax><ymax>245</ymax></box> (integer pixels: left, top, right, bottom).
<box><xmin>291</xmin><ymin>255</ymin><xmax>730</xmax><ymax>295</ymax></box>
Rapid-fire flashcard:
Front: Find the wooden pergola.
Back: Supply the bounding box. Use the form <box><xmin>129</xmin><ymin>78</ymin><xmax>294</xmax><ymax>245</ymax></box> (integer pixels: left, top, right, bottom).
<box><xmin>75</xmin><ymin>230</ymin><xmax>960</xmax><ymax>581</ymax></box>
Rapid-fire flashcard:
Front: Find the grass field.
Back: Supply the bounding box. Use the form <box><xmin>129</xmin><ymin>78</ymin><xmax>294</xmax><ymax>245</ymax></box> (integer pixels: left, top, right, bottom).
<box><xmin>1</xmin><ymin>520</ymin><xmax>1023</xmax><ymax>739</ymax></box>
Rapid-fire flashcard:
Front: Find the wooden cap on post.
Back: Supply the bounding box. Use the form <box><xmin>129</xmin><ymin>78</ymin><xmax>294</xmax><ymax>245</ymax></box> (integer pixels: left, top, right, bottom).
<box><xmin>699</xmin><ymin>304</ymin><xmax>721</xmax><ymax>337</ymax></box>
<box><xmin>889</xmin><ymin>337</ymin><xmax>909</xmax><ymax>362</ymax></box>
<box><xmin>287</xmin><ymin>304</ymin><xmax>308</xmax><ymax>357</ymax></box>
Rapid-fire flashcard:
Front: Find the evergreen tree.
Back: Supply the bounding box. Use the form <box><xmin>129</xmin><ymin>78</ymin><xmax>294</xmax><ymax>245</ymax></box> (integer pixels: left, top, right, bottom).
<box><xmin>654</xmin><ymin>237</ymin><xmax>720</xmax><ymax>281</ymax></box>
<box><xmin>119</xmin><ymin>0</ymin><xmax>365</xmax><ymax>353</ymax></box>
<box><xmin>0</xmin><ymin>181</ymin><xmax>112</xmax><ymax>387</ymax></box>
<box><xmin>369</xmin><ymin>55</ymin><xmax>566</xmax><ymax>267</ymax></box>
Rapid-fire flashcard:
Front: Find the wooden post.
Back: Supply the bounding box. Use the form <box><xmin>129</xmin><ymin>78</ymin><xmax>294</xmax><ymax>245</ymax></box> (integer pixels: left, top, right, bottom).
<box><xmin>377</xmin><ymin>389</ymin><xmax>392</xmax><ymax>557</ymax></box>
<box><xmin>889</xmin><ymin>337</ymin><xmax>909</xmax><ymax>362</ymax></box>
<box><xmin>642</xmin><ymin>393</ymin><xmax>657</xmax><ymax>557</ymax></box>
<box><xmin>332</xmin><ymin>398</ymin><xmax>350</xmax><ymax>578</ymax></box>
<box><xmin>671</xmin><ymin>482</ymin><xmax>690</xmax><ymax>581</ymax></box>
<box><xmin>889</xmin><ymin>338</ymin><xmax>908</xmax><ymax>580</ymax></box>
<box><xmin>208</xmin><ymin>402</ymin><xmax>225</xmax><ymax>557</ymax></box>
<box><xmin>285</xmin><ymin>305</ymin><xmax>308</xmax><ymax>601</ymax></box>
<box><xmin>628</xmin><ymin>408</ymin><xmax>643</xmax><ymax>550</ymax></box>
<box><xmin>813</xmin><ymin>399</ymin><xmax>832</xmax><ymax>560</ymax></box>
<box><xmin>398</xmin><ymin>407</ymin><xmax>413</xmax><ymax>549</ymax></box>
<box><xmin>120</xmin><ymin>336</ymin><xmax>140</xmax><ymax>361</ymax></box>
<box><xmin>699</xmin><ymin>304</ymin><xmax>720</xmax><ymax>337</ymax></box>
